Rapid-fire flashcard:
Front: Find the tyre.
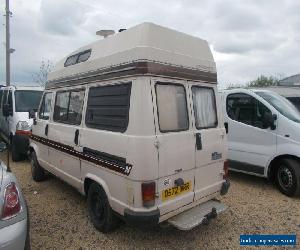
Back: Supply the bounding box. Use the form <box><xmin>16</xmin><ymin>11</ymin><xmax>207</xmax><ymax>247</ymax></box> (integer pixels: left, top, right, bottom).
<box><xmin>276</xmin><ymin>158</ymin><xmax>300</xmax><ymax>197</ymax></box>
<box><xmin>87</xmin><ymin>183</ymin><xmax>119</xmax><ymax>233</ymax></box>
<box><xmin>30</xmin><ymin>151</ymin><xmax>46</xmax><ymax>182</ymax></box>
<box><xmin>11</xmin><ymin>137</ymin><xmax>22</xmax><ymax>162</ymax></box>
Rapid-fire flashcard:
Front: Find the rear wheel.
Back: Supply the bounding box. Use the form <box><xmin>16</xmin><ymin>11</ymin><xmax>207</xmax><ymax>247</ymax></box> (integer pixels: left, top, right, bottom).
<box><xmin>31</xmin><ymin>151</ymin><xmax>46</xmax><ymax>182</ymax></box>
<box><xmin>276</xmin><ymin>158</ymin><xmax>300</xmax><ymax>196</ymax></box>
<box><xmin>87</xmin><ymin>183</ymin><xmax>119</xmax><ymax>233</ymax></box>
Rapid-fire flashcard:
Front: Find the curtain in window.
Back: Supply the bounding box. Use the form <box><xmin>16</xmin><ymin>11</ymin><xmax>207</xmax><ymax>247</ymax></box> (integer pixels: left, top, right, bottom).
<box><xmin>193</xmin><ymin>87</ymin><xmax>217</xmax><ymax>128</ymax></box>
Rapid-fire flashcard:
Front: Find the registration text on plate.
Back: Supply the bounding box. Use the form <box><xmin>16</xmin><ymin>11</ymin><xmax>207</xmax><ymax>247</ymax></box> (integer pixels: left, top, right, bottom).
<box><xmin>162</xmin><ymin>181</ymin><xmax>191</xmax><ymax>201</ymax></box>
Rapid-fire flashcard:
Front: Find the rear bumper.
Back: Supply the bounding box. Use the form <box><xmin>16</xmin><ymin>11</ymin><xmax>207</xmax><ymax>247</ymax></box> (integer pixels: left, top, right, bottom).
<box><xmin>0</xmin><ymin>218</ymin><xmax>28</xmax><ymax>250</ymax></box>
<box><xmin>13</xmin><ymin>134</ymin><xmax>29</xmax><ymax>155</ymax></box>
<box><xmin>124</xmin><ymin>208</ymin><xmax>160</xmax><ymax>228</ymax></box>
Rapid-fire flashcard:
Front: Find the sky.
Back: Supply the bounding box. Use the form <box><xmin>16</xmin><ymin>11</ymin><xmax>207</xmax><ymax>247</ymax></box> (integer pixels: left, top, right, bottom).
<box><xmin>0</xmin><ymin>0</ymin><xmax>300</xmax><ymax>89</ymax></box>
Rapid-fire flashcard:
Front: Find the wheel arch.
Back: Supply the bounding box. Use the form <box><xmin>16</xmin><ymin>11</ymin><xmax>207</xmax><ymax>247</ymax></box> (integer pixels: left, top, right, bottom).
<box><xmin>29</xmin><ymin>142</ymin><xmax>39</xmax><ymax>156</ymax></box>
<box><xmin>83</xmin><ymin>174</ymin><xmax>111</xmax><ymax>200</ymax></box>
<box><xmin>267</xmin><ymin>154</ymin><xmax>300</xmax><ymax>180</ymax></box>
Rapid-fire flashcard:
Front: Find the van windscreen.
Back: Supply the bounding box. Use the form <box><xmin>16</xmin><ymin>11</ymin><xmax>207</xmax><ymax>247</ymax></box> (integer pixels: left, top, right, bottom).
<box><xmin>287</xmin><ymin>97</ymin><xmax>300</xmax><ymax>112</ymax></box>
<box><xmin>15</xmin><ymin>90</ymin><xmax>43</xmax><ymax>112</ymax></box>
<box><xmin>256</xmin><ymin>91</ymin><xmax>300</xmax><ymax>123</ymax></box>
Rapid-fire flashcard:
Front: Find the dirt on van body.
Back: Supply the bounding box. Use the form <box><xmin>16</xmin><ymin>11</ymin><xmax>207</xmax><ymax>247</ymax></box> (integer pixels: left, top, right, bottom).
<box><xmin>4</xmin><ymin>155</ymin><xmax>300</xmax><ymax>250</ymax></box>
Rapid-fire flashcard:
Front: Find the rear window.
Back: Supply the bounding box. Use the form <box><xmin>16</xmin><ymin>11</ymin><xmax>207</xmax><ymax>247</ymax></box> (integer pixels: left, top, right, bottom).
<box><xmin>85</xmin><ymin>83</ymin><xmax>131</xmax><ymax>132</ymax></box>
<box><xmin>15</xmin><ymin>90</ymin><xmax>43</xmax><ymax>112</ymax></box>
<box><xmin>156</xmin><ymin>83</ymin><xmax>189</xmax><ymax>132</ymax></box>
<box><xmin>192</xmin><ymin>87</ymin><xmax>218</xmax><ymax>129</ymax></box>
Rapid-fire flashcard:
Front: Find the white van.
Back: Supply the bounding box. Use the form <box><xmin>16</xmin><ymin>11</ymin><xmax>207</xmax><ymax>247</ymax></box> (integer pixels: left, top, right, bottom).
<box><xmin>223</xmin><ymin>88</ymin><xmax>300</xmax><ymax>196</ymax></box>
<box><xmin>29</xmin><ymin>23</ymin><xmax>230</xmax><ymax>232</ymax></box>
<box><xmin>0</xmin><ymin>85</ymin><xmax>43</xmax><ymax>161</ymax></box>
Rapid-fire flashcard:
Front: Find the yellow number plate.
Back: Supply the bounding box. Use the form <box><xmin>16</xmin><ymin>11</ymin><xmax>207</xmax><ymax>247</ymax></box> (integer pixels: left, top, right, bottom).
<box><xmin>162</xmin><ymin>181</ymin><xmax>191</xmax><ymax>201</ymax></box>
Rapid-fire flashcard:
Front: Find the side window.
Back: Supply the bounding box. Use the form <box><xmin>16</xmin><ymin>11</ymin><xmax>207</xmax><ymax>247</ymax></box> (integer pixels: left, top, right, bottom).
<box><xmin>53</xmin><ymin>89</ymin><xmax>85</xmax><ymax>125</ymax></box>
<box><xmin>39</xmin><ymin>92</ymin><xmax>53</xmax><ymax>120</ymax></box>
<box><xmin>64</xmin><ymin>55</ymin><xmax>78</xmax><ymax>67</ymax></box>
<box><xmin>226</xmin><ymin>93</ymin><xmax>272</xmax><ymax>129</ymax></box>
<box><xmin>77</xmin><ymin>50</ymin><xmax>91</xmax><ymax>63</ymax></box>
<box><xmin>156</xmin><ymin>83</ymin><xmax>189</xmax><ymax>132</ymax></box>
<box><xmin>68</xmin><ymin>91</ymin><xmax>85</xmax><ymax>124</ymax></box>
<box><xmin>192</xmin><ymin>87</ymin><xmax>218</xmax><ymax>129</ymax></box>
<box><xmin>85</xmin><ymin>83</ymin><xmax>131</xmax><ymax>132</ymax></box>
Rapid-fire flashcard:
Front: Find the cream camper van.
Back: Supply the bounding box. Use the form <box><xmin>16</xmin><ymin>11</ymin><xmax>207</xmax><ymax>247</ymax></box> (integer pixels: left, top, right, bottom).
<box><xmin>29</xmin><ymin>23</ymin><xmax>230</xmax><ymax>232</ymax></box>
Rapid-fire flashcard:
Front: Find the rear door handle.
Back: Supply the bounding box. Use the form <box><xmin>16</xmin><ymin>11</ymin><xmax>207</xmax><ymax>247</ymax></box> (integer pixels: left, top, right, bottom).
<box><xmin>45</xmin><ymin>124</ymin><xmax>49</xmax><ymax>136</ymax></box>
<box><xmin>195</xmin><ymin>133</ymin><xmax>202</xmax><ymax>150</ymax></box>
<box><xmin>74</xmin><ymin>129</ymin><xmax>79</xmax><ymax>145</ymax></box>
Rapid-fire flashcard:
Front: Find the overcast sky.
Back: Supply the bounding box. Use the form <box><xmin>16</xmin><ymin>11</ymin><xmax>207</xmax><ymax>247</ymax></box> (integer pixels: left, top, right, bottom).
<box><xmin>1</xmin><ymin>0</ymin><xmax>300</xmax><ymax>88</ymax></box>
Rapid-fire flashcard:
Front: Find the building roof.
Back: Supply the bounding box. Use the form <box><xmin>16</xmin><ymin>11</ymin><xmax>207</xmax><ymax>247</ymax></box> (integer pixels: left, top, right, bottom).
<box><xmin>47</xmin><ymin>22</ymin><xmax>216</xmax><ymax>87</ymax></box>
<box><xmin>279</xmin><ymin>74</ymin><xmax>300</xmax><ymax>86</ymax></box>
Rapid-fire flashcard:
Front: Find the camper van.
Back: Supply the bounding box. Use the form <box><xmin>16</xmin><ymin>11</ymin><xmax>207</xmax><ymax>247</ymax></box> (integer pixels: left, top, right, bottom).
<box><xmin>223</xmin><ymin>89</ymin><xmax>300</xmax><ymax>196</ymax></box>
<box><xmin>29</xmin><ymin>23</ymin><xmax>230</xmax><ymax>232</ymax></box>
<box><xmin>0</xmin><ymin>85</ymin><xmax>43</xmax><ymax>161</ymax></box>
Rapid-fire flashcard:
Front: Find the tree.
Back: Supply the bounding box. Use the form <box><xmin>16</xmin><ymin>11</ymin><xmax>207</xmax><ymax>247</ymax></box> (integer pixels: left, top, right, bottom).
<box><xmin>32</xmin><ymin>60</ymin><xmax>53</xmax><ymax>86</ymax></box>
<box><xmin>247</xmin><ymin>75</ymin><xmax>280</xmax><ymax>87</ymax></box>
<box><xmin>226</xmin><ymin>74</ymin><xmax>283</xmax><ymax>89</ymax></box>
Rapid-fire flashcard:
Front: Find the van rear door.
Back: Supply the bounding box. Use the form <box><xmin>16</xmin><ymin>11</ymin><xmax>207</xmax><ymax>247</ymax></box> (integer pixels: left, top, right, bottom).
<box><xmin>153</xmin><ymin>80</ymin><xmax>195</xmax><ymax>216</ymax></box>
<box><xmin>189</xmin><ymin>84</ymin><xmax>225</xmax><ymax>201</ymax></box>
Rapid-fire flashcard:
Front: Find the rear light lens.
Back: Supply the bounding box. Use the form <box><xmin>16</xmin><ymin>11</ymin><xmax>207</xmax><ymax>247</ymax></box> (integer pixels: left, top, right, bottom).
<box><xmin>223</xmin><ymin>160</ymin><xmax>229</xmax><ymax>179</ymax></box>
<box><xmin>1</xmin><ymin>182</ymin><xmax>21</xmax><ymax>220</ymax></box>
<box><xmin>141</xmin><ymin>182</ymin><xmax>156</xmax><ymax>207</ymax></box>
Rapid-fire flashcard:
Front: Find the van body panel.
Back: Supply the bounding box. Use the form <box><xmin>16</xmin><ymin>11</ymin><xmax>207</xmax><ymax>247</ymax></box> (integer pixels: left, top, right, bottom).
<box><xmin>151</xmin><ymin>78</ymin><xmax>195</xmax><ymax>215</ymax></box>
<box><xmin>32</xmin><ymin>91</ymin><xmax>53</xmax><ymax>168</ymax></box>
<box><xmin>47</xmin><ymin>123</ymin><xmax>82</xmax><ymax>189</ymax></box>
<box><xmin>189</xmin><ymin>84</ymin><xmax>226</xmax><ymax>201</ymax></box>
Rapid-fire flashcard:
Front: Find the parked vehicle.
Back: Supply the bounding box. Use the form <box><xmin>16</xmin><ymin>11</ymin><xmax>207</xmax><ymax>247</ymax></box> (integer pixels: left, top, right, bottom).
<box><xmin>0</xmin><ymin>86</ymin><xmax>43</xmax><ymax>161</ymax></box>
<box><xmin>0</xmin><ymin>142</ymin><xmax>30</xmax><ymax>249</ymax></box>
<box><xmin>222</xmin><ymin>88</ymin><xmax>300</xmax><ymax>196</ymax></box>
<box><xmin>254</xmin><ymin>86</ymin><xmax>300</xmax><ymax>111</ymax></box>
<box><xmin>29</xmin><ymin>22</ymin><xmax>230</xmax><ymax>232</ymax></box>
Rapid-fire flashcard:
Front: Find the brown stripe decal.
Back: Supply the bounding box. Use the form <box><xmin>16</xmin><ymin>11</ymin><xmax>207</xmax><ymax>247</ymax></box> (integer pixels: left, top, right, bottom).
<box><xmin>30</xmin><ymin>134</ymin><xmax>133</xmax><ymax>176</ymax></box>
<box><xmin>46</xmin><ymin>60</ymin><xmax>217</xmax><ymax>89</ymax></box>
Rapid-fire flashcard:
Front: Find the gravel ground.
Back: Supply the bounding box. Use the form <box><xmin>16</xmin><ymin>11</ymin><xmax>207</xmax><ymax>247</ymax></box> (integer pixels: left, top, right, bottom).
<box><xmin>3</xmin><ymin>155</ymin><xmax>300</xmax><ymax>250</ymax></box>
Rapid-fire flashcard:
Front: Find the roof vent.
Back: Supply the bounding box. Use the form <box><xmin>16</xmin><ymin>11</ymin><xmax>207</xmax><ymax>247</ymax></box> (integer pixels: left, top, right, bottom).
<box><xmin>96</xmin><ymin>30</ymin><xmax>115</xmax><ymax>38</ymax></box>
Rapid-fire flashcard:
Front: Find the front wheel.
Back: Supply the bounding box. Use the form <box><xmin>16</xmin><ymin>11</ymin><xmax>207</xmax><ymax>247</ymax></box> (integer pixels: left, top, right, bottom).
<box><xmin>276</xmin><ymin>158</ymin><xmax>300</xmax><ymax>196</ymax></box>
<box><xmin>87</xmin><ymin>183</ymin><xmax>119</xmax><ymax>233</ymax></box>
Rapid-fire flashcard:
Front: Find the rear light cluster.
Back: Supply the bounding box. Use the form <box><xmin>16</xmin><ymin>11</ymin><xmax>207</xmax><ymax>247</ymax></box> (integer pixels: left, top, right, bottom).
<box><xmin>1</xmin><ymin>182</ymin><xmax>21</xmax><ymax>220</ymax></box>
<box><xmin>141</xmin><ymin>182</ymin><xmax>156</xmax><ymax>207</ymax></box>
<box><xmin>223</xmin><ymin>160</ymin><xmax>229</xmax><ymax>179</ymax></box>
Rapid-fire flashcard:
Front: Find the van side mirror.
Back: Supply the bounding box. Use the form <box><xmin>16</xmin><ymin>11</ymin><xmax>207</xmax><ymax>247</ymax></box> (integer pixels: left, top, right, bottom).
<box><xmin>29</xmin><ymin>109</ymin><xmax>36</xmax><ymax>119</ymax></box>
<box><xmin>2</xmin><ymin>104</ymin><xmax>12</xmax><ymax>117</ymax></box>
<box><xmin>263</xmin><ymin>112</ymin><xmax>276</xmax><ymax>130</ymax></box>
